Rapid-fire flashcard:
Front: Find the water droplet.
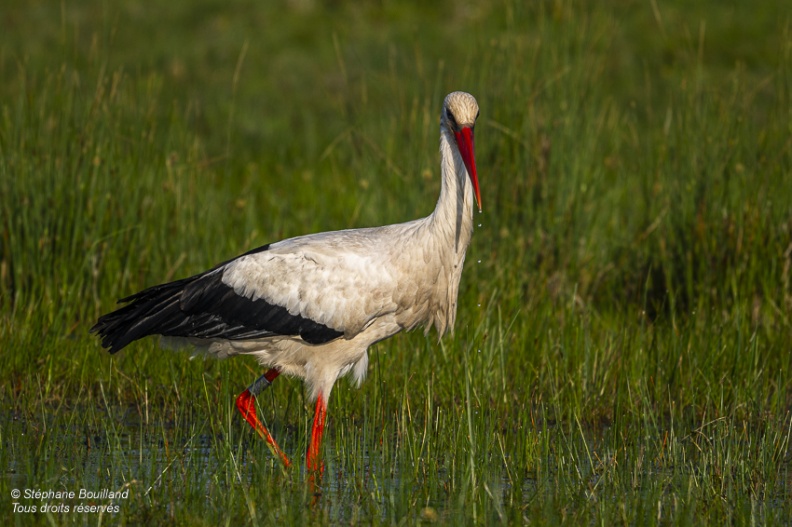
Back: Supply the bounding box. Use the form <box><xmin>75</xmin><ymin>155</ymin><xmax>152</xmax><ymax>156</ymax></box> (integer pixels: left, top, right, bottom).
<box><xmin>478</xmin><ymin>223</ymin><xmax>482</xmax><ymax>228</ymax></box>
<box><xmin>477</xmin><ymin>349</ymin><xmax>481</xmax><ymax>353</ymax></box>
<box><xmin>477</xmin><ymin>259</ymin><xmax>481</xmax><ymax>264</ymax></box>
<box><xmin>477</xmin><ymin>303</ymin><xmax>481</xmax><ymax>307</ymax></box>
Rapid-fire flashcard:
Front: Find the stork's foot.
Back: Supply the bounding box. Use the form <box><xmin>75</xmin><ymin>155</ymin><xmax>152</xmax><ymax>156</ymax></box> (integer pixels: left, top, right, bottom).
<box><xmin>236</xmin><ymin>368</ymin><xmax>291</xmax><ymax>468</ymax></box>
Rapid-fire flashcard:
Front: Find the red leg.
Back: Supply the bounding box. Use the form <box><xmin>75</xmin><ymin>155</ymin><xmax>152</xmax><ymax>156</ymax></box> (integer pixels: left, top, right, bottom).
<box><xmin>235</xmin><ymin>368</ymin><xmax>291</xmax><ymax>468</ymax></box>
<box><xmin>306</xmin><ymin>393</ymin><xmax>327</xmax><ymax>473</ymax></box>
<box><xmin>306</xmin><ymin>393</ymin><xmax>327</xmax><ymax>500</ymax></box>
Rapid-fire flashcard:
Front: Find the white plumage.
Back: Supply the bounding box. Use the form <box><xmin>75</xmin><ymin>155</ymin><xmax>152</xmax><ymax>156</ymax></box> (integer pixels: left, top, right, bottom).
<box><xmin>93</xmin><ymin>91</ymin><xmax>481</xmax><ymax>471</ymax></box>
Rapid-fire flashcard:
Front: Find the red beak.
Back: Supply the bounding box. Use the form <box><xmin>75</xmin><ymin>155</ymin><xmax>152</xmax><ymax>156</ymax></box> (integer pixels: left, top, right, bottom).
<box><xmin>454</xmin><ymin>127</ymin><xmax>482</xmax><ymax>212</ymax></box>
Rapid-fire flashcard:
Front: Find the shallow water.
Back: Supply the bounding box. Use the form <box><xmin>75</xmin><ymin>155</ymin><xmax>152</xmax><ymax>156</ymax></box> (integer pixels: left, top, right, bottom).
<box><xmin>3</xmin><ymin>406</ymin><xmax>791</xmax><ymax>524</ymax></box>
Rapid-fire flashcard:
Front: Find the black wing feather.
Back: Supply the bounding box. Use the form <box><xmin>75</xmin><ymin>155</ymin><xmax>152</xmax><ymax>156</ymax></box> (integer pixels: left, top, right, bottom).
<box><xmin>91</xmin><ymin>246</ymin><xmax>343</xmax><ymax>353</ymax></box>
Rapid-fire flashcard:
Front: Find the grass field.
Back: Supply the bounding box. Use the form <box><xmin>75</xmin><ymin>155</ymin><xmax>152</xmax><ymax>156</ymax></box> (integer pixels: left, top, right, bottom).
<box><xmin>2</xmin><ymin>0</ymin><xmax>791</xmax><ymax>524</ymax></box>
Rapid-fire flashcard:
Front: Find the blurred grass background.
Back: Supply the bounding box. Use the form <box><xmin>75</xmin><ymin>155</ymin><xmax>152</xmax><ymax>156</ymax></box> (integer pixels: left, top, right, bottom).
<box><xmin>1</xmin><ymin>0</ymin><xmax>791</xmax><ymax>524</ymax></box>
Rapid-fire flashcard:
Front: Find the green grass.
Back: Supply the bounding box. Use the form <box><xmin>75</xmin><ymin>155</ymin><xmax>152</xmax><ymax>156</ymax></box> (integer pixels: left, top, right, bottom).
<box><xmin>1</xmin><ymin>0</ymin><xmax>791</xmax><ymax>524</ymax></box>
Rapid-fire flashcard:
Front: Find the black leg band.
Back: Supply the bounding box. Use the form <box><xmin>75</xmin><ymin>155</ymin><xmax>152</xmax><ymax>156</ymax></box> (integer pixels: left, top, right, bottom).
<box><xmin>248</xmin><ymin>373</ymin><xmax>274</xmax><ymax>396</ymax></box>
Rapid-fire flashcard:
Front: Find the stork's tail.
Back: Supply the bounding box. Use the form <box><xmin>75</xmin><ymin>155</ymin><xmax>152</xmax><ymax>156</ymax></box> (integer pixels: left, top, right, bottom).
<box><xmin>91</xmin><ymin>276</ymin><xmax>197</xmax><ymax>354</ymax></box>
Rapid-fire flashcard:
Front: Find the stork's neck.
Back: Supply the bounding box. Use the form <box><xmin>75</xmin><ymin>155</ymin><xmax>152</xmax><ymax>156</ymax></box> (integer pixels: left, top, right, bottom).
<box><xmin>428</xmin><ymin>126</ymin><xmax>476</xmax><ymax>254</ymax></box>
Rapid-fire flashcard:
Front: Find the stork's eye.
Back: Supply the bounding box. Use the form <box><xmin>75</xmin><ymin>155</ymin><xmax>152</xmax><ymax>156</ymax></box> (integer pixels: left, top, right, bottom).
<box><xmin>445</xmin><ymin>108</ymin><xmax>458</xmax><ymax>129</ymax></box>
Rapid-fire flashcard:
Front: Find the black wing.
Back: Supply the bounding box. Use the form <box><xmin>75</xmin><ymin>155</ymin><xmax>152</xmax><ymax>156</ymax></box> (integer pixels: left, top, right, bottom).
<box><xmin>91</xmin><ymin>246</ymin><xmax>343</xmax><ymax>353</ymax></box>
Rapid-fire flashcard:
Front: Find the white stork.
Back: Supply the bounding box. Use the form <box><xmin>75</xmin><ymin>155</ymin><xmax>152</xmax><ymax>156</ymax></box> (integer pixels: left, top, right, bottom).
<box><xmin>92</xmin><ymin>91</ymin><xmax>481</xmax><ymax>472</ymax></box>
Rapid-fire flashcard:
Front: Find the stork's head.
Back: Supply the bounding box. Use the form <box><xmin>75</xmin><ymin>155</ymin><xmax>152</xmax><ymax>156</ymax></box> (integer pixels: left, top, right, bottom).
<box><xmin>443</xmin><ymin>91</ymin><xmax>481</xmax><ymax>212</ymax></box>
